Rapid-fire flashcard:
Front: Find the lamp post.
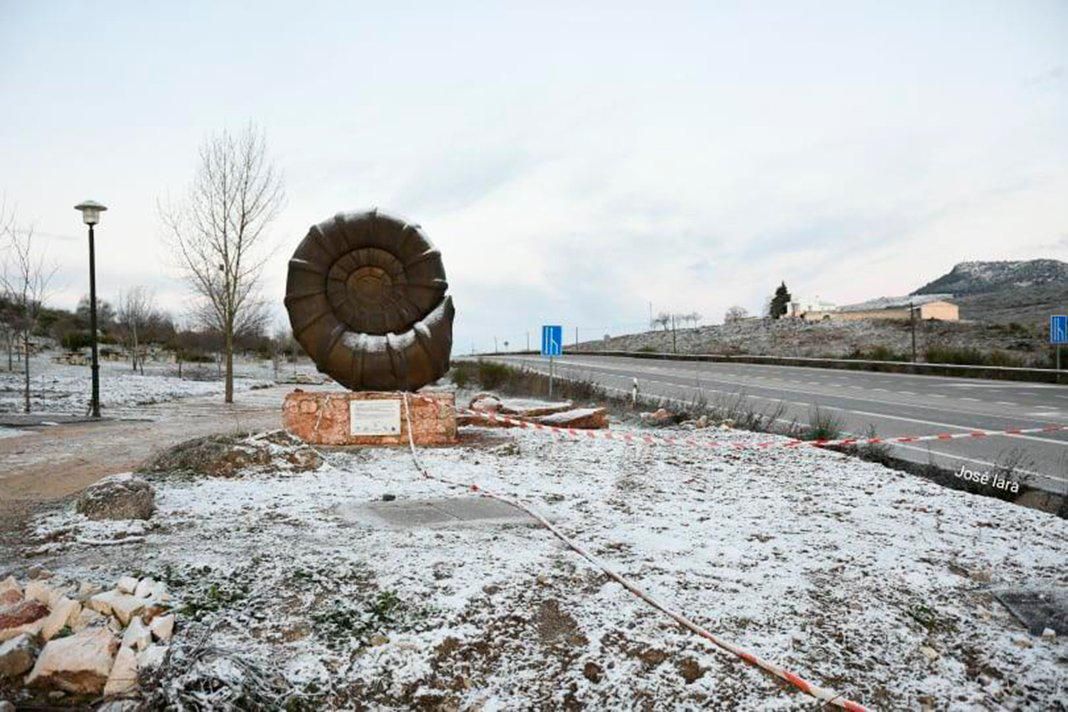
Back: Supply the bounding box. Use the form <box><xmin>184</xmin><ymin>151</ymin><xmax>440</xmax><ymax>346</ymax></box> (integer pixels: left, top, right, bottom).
<box><xmin>74</xmin><ymin>200</ymin><xmax>107</xmax><ymax>418</ymax></box>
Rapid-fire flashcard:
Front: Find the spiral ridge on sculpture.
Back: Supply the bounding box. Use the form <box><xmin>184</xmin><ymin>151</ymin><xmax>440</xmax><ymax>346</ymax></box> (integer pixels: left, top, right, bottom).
<box><xmin>284</xmin><ymin>210</ymin><xmax>455</xmax><ymax>391</ymax></box>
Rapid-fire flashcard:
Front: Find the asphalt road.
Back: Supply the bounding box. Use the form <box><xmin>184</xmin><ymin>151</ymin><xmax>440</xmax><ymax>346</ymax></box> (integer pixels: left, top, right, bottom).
<box><xmin>488</xmin><ymin>354</ymin><xmax>1068</xmax><ymax>495</ymax></box>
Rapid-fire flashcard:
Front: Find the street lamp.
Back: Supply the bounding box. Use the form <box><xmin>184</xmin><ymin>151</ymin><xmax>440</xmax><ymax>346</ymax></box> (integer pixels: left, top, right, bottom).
<box><xmin>74</xmin><ymin>200</ymin><xmax>107</xmax><ymax>418</ymax></box>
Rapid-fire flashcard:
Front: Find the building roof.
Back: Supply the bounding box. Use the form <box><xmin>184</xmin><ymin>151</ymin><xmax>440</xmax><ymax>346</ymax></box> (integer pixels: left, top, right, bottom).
<box><xmin>838</xmin><ymin>294</ymin><xmax>954</xmax><ymax>312</ymax></box>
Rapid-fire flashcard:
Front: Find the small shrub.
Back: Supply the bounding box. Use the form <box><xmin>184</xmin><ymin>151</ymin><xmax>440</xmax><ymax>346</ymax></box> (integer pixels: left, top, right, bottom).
<box><xmin>61</xmin><ymin>330</ymin><xmax>94</xmax><ymax>351</ymax></box>
<box><xmin>450</xmin><ymin>365</ymin><xmax>471</xmax><ymax>389</ymax></box>
<box><xmin>866</xmin><ymin>345</ymin><xmax>906</xmax><ymax>362</ymax></box>
<box><xmin>176</xmin><ymin>349</ymin><xmax>214</xmax><ymax>363</ymax></box>
<box><xmin>924</xmin><ymin>346</ymin><xmax>1024</xmax><ymax>368</ymax></box>
<box><xmin>805</xmin><ymin>408</ymin><xmax>844</xmax><ymax>441</ymax></box>
<box><xmin>477</xmin><ymin>360</ymin><xmax>510</xmax><ymax>389</ymax></box>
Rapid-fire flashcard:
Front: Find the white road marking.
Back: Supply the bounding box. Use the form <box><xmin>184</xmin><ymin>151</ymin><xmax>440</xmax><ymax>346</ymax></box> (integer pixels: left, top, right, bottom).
<box><xmin>883</xmin><ymin>443</ymin><xmax>1063</xmax><ymax>484</ymax></box>
<box><xmin>945</xmin><ymin>383</ymin><xmax>1056</xmax><ymax>389</ymax></box>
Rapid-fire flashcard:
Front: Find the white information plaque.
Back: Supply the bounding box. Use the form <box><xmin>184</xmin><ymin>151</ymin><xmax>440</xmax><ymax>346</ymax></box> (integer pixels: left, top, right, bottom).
<box><xmin>349</xmin><ymin>399</ymin><xmax>402</xmax><ymax>436</ymax></box>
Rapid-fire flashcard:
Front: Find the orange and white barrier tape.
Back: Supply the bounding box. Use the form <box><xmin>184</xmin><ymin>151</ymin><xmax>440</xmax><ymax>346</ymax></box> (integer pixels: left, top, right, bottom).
<box><xmin>400</xmin><ymin>395</ymin><xmax>869</xmax><ymax>710</ymax></box>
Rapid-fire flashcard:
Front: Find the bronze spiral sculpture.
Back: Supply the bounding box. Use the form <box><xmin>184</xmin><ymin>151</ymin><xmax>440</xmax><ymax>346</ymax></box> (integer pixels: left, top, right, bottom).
<box><xmin>284</xmin><ymin>210</ymin><xmax>455</xmax><ymax>391</ymax></box>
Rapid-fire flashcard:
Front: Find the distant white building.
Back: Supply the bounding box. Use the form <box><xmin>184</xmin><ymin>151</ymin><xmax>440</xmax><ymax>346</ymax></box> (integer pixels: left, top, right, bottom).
<box><xmin>788</xmin><ymin>296</ymin><xmax>837</xmax><ymax>319</ymax></box>
<box><xmin>788</xmin><ymin>293</ymin><xmax>959</xmax><ymax>322</ymax></box>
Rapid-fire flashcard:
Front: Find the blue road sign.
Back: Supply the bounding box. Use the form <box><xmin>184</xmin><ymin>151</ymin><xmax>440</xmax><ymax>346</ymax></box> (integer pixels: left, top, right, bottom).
<box><xmin>1052</xmin><ymin>315</ymin><xmax>1068</xmax><ymax>345</ymax></box>
<box><xmin>541</xmin><ymin>325</ymin><xmax>563</xmax><ymax>357</ymax></box>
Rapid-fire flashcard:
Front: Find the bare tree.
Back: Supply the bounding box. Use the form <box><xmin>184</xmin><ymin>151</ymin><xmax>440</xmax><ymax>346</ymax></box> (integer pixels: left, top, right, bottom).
<box><xmin>724</xmin><ymin>305</ymin><xmax>748</xmax><ymax>323</ymax></box>
<box><xmin>0</xmin><ymin>213</ymin><xmax>56</xmax><ymax>413</ymax></box>
<box><xmin>117</xmin><ymin>286</ymin><xmax>156</xmax><ymax>374</ymax></box>
<box><xmin>0</xmin><ymin>206</ymin><xmax>16</xmax><ymax>371</ymax></box>
<box><xmin>0</xmin><ymin>300</ymin><xmax>16</xmax><ymax>371</ymax></box>
<box><xmin>160</xmin><ymin>124</ymin><xmax>284</xmax><ymax>403</ymax></box>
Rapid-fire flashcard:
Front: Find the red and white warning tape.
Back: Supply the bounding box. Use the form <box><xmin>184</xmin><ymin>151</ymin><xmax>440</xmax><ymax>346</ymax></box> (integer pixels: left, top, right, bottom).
<box><xmin>458</xmin><ymin>408</ymin><xmax>1068</xmax><ymax>452</ymax></box>
<box><xmin>400</xmin><ymin>394</ymin><xmax>868</xmax><ymax>710</ymax></box>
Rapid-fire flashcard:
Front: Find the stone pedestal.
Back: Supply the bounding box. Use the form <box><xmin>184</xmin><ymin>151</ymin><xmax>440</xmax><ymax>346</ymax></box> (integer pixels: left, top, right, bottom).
<box><xmin>283</xmin><ymin>390</ymin><xmax>457</xmax><ymax>446</ymax></box>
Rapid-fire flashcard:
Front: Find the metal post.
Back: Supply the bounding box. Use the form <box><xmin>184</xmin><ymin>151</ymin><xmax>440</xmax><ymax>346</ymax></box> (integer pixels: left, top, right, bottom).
<box><xmin>910</xmin><ymin>302</ymin><xmax>917</xmax><ymax>363</ymax></box>
<box><xmin>526</xmin><ymin>331</ymin><xmax>530</xmax><ymax>352</ymax></box>
<box><xmin>548</xmin><ymin>356</ymin><xmax>554</xmax><ymax>399</ymax></box>
<box><xmin>88</xmin><ymin>224</ymin><xmax>101</xmax><ymax>418</ymax></box>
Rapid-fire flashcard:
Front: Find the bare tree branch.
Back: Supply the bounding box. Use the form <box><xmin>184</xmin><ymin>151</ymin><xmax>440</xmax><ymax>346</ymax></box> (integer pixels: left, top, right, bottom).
<box><xmin>116</xmin><ymin>286</ymin><xmax>157</xmax><ymax>373</ymax></box>
<box><xmin>160</xmin><ymin>123</ymin><xmax>285</xmax><ymax>403</ymax></box>
<box><xmin>0</xmin><ymin>206</ymin><xmax>57</xmax><ymax>413</ymax></box>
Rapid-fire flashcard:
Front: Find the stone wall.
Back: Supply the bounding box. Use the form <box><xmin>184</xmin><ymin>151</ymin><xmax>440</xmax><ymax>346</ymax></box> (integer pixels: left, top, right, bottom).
<box><xmin>283</xmin><ymin>390</ymin><xmax>457</xmax><ymax>446</ymax></box>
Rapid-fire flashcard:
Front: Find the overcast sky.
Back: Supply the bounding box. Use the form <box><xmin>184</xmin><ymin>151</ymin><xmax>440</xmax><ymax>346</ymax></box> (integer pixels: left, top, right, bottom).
<box><xmin>1</xmin><ymin>0</ymin><xmax>1065</xmax><ymax>352</ymax></box>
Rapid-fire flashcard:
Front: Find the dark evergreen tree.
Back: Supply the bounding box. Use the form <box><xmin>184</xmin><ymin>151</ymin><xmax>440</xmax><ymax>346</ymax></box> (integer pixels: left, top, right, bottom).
<box><xmin>769</xmin><ymin>282</ymin><xmax>792</xmax><ymax>319</ymax></box>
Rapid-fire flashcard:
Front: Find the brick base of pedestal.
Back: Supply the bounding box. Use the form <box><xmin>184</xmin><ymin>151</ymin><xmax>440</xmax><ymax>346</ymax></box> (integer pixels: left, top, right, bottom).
<box><xmin>283</xmin><ymin>390</ymin><xmax>457</xmax><ymax>446</ymax></box>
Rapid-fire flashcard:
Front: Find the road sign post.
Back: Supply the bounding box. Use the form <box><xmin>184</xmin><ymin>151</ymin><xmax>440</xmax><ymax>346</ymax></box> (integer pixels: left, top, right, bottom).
<box><xmin>541</xmin><ymin>325</ymin><xmax>563</xmax><ymax>399</ymax></box>
<box><xmin>1052</xmin><ymin>315</ymin><xmax>1067</xmax><ymax>372</ymax></box>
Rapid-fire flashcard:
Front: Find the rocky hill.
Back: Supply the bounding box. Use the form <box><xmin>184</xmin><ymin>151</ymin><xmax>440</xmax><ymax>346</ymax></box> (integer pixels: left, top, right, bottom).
<box><xmin>912</xmin><ymin>260</ymin><xmax>1067</xmax><ymax>325</ymax></box>
<box><xmin>913</xmin><ymin>259</ymin><xmax>1067</xmax><ymax>296</ymax></box>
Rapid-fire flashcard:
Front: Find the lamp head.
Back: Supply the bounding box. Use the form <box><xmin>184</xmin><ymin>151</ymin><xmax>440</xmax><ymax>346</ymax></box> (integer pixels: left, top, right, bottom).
<box><xmin>75</xmin><ymin>200</ymin><xmax>107</xmax><ymax>226</ymax></box>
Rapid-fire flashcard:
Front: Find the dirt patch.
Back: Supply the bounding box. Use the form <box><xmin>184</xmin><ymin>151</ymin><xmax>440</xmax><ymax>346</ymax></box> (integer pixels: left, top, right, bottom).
<box><xmin>536</xmin><ymin>599</ymin><xmax>587</xmax><ymax>647</ymax></box>
<box><xmin>0</xmin><ymin>385</ymin><xmax>292</xmax><ymax>504</ymax></box>
<box><xmin>678</xmin><ymin>657</ymin><xmax>705</xmax><ymax>683</ymax></box>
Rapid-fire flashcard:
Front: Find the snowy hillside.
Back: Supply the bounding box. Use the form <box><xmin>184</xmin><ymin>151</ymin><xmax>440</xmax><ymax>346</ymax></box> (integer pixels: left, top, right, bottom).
<box><xmin>913</xmin><ymin>259</ymin><xmax>1068</xmax><ymax>296</ymax></box>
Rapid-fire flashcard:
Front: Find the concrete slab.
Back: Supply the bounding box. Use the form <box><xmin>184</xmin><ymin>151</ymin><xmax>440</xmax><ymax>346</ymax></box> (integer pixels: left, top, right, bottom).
<box><xmin>336</xmin><ymin>496</ymin><xmax>534</xmax><ymax>529</ymax></box>
<box><xmin>992</xmin><ymin>587</ymin><xmax>1068</xmax><ymax>635</ymax></box>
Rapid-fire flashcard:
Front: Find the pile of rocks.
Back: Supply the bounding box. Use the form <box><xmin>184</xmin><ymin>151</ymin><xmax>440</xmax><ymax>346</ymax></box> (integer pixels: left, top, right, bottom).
<box><xmin>462</xmin><ymin>393</ymin><xmax>609</xmax><ymax>429</ymax></box>
<box><xmin>139</xmin><ymin>431</ymin><xmax>321</xmax><ymax>478</ymax></box>
<box><xmin>639</xmin><ymin>409</ymin><xmax>727</xmax><ymax>430</ymax></box>
<box><xmin>0</xmin><ymin>573</ymin><xmax>175</xmax><ymax>702</ymax></box>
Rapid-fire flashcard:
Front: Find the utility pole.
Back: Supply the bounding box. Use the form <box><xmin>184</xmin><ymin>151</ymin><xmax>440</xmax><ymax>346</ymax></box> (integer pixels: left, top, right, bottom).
<box><xmin>494</xmin><ymin>336</ymin><xmax>498</xmax><ymax>354</ymax></box>
<box><xmin>648</xmin><ymin>301</ymin><xmax>653</xmax><ymax>330</ymax></box>
<box><xmin>910</xmin><ymin>302</ymin><xmax>917</xmax><ymax>363</ymax></box>
<box><xmin>526</xmin><ymin>331</ymin><xmax>530</xmax><ymax>352</ymax></box>
<box><xmin>671</xmin><ymin>314</ymin><xmax>677</xmax><ymax>354</ymax></box>
<box><xmin>575</xmin><ymin>326</ymin><xmax>579</xmax><ymax>348</ymax></box>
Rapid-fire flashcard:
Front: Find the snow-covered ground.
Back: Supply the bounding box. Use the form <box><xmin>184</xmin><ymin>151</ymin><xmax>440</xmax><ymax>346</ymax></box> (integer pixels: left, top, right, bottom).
<box><xmin>0</xmin><ymin>352</ymin><xmax>297</xmax><ymax>417</ymax></box>
<box><xmin>20</xmin><ymin>423</ymin><xmax>1068</xmax><ymax>709</ymax></box>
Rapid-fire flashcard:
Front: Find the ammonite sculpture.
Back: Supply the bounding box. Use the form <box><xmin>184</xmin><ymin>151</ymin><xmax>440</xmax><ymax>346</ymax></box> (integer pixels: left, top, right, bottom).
<box><xmin>284</xmin><ymin>210</ymin><xmax>455</xmax><ymax>391</ymax></box>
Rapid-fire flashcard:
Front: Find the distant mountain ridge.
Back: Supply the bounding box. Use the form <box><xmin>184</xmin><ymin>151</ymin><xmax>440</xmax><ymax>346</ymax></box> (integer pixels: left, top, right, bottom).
<box><xmin>912</xmin><ymin>259</ymin><xmax>1068</xmax><ymax>296</ymax></box>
